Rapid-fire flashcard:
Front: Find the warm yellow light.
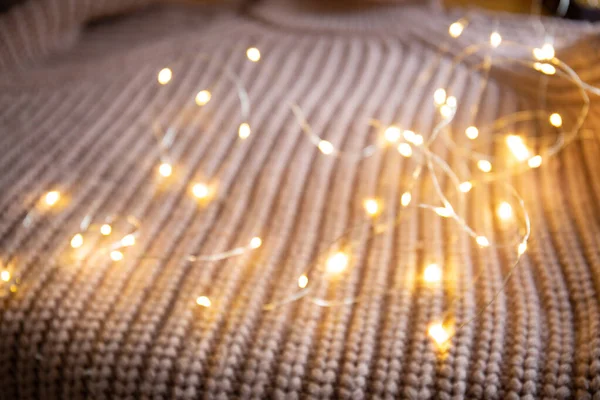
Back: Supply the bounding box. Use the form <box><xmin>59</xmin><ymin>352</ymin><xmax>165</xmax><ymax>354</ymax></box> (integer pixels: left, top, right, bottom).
<box><xmin>100</xmin><ymin>224</ymin><xmax>112</xmax><ymax>236</ymax></box>
<box><xmin>250</xmin><ymin>237</ymin><xmax>262</xmax><ymax>249</ymax></box>
<box><xmin>423</xmin><ymin>263</ymin><xmax>442</xmax><ymax>283</ymax></box>
<box><xmin>195</xmin><ymin>90</ymin><xmax>212</xmax><ymax>106</ymax></box>
<box><xmin>318</xmin><ymin>140</ymin><xmax>334</xmax><ymax>155</ymax></box>
<box><xmin>428</xmin><ymin>322</ymin><xmax>451</xmax><ymax>345</ymax></box>
<box><xmin>446</xmin><ymin>96</ymin><xmax>457</xmax><ymax>108</ymax></box>
<box><xmin>506</xmin><ymin>135</ymin><xmax>530</xmax><ymax>161</ymax></box>
<box><xmin>497</xmin><ymin>202</ymin><xmax>513</xmax><ymax>220</ymax></box>
<box><xmin>158</xmin><ymin>163</ymin><xmax>173</xmax><ymax>177</ymax></box>
<box><xmin>477</xmin><ymin>160</ymin><xmax>492</xmax><ymax>173</ymax></box>
<box><xmin>490</xmin><ymin>31</ymin><xmax>502</xmax><ymax>48</ymax></box>
<box><xmin>440</xmin><ymin>105</ymin><xmax>453</xmax><ymax>118</ymax></box>
<box><xmin>534</xmin><ymin>62</ymin><xmax>556</xmax><ymax>75</ymax></box>
<box><xmin>528</xmin><ymin>155</ymin><xmax>542</xmax><ymax>168</ymax></box>
<box><xmin>459</xmin><ymin>181</ymin><xmax>472</xmax><ymax>193</ymax></box>
<box><xmin>476</xmin><ymin>236</ymin><xmax>490</xmax><ymax>247</ymax></box>
<box><xmin>196</xmin><ymin>296</ymin><xmax>211</xmax><ymax>307</ymax></box>
<box><xmin>448</xmin><ymin>22</ymin><xmax>464</xmax><ymax>38</ymax></box>
<box><xmin>549</xmin><ymin>113</ymin><xmax>562</xmax><ymax>128</ymax></box>
<box><xmin>70</xmin><ymin>233</ymin><xmax>84</xmax><ymax>249</ymax></box>
<box><xmin>434</xmin><ymin>207</ymin><xmax>453</xmax><ymax>218</ymax></box>
<box><xmin>363</xmin><ymin>198</ymin><xmax>380</xmax><ymax>216</ymax></box>
<box><xmin>298</xmin><ymin>274</ymin><xmax>309</xmax><ymax>289</ymax></box>
<box><xmin>410</xmin><ymin>134</ymin><xmax>424</xmax><ymax>146</ymax></box>
<box><xmin>45</xmin><ymin>191</ymin><xmax>60</xmax><ymax>206</ymax></box>
<box><xmin>384</xmin><ymin>126</ymin><xmax>401</xmax><ymax>143</ymax></box>
<box><xmin>110</xmin><ymin>250</ymin><xmax>124</xmax><ymax>262</ymax></box>
<box><xmin>157</xmin><ymin>68</ymin><xmax>172</xmax><ymax>85</ymax></box>
<box><xmin>465</xmin><ymin>126</ymin><xmax>479</xmax><ymax>140</ymax></box>
<box><xmin>121</xmin><ymin>234</ymin><xmax>136</xmax><ymax>247</ymax></box>
<box><xmin>238</xmin><ymin>123</ymin><xmax>251</xmax><ymax>139</ymax></box>
<box><xmin>401</xmin><ymin>192</ymin><xmax>412</xmax><ymax>207</ymax></box>
<box><xmin>1</xmin><ymin>270</ymin><xmax>10</xmax><ymax>282</ymax></box>
<box><xmin>246</xmin><ymin>47</ymin><xmax>261</xmax><ymax>62</ymax></box>
<box><xmin>192</xmin><ymin>183</ymin><xmax>209</xmax><ymax>199</ymax></box>
<box><xmin>397</xmin><ymin>143</ymin><xmax>412</xmax><ymax>157</ymax></box>
<box><xmin>326</xmin><ymin>252</ymin><xmax>348</xmax><ymax>275</ymax></box>
<box><xmin>9</xmin><ymin>284</ymin><xmax>17</xmax><ymax>293</ymax></box>
<box><xmin>533</xmin><ymin>43</ymin><xmax>555</xmax><ymax>61</ymax></box>
<box><xmin>433</xmin><ymin>88</ymin><xmax>447</xmax><ymax>105</ymax></box>
<box><xmin>518</xmin><ymin>241</ymin><xmax>527</xmax><ymax>255</ymax></box>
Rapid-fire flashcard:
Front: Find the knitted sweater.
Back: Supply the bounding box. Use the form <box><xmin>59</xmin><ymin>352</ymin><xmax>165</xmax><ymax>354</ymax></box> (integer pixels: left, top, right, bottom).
<box><xmin>1</xmin><ymin>1</ymin><xmax>600</xmax><ymax>399</ymax></box>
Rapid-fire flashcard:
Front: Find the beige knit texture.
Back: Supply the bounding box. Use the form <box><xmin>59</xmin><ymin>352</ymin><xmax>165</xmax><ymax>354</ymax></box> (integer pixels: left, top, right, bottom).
<box><xmin>1</xmin><ymin>1</ymin><xmax>600</xmax><ymax>399</ymax></box>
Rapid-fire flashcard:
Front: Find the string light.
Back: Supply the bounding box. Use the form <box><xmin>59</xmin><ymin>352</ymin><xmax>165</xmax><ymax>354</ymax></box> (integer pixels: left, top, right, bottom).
<box><xmin>157</xmin><ymin>68</ymin><xmax>172</xmax><ymax>85</ymax></box>
<box><xmin>192</xmin><ymin>183</ymin><xmax>210</xmax><ymax>199</ymax></box>
<box><xmin>465</xmin><ymin>126</ymin><xmax>479</xmax><ymax>140</ymax></box>
<box><xmin>121</xmin><ymin>234</ymin><xmax>136</xmax><ymax>247</ymax></box>
<box><xmin>528</xmin><ymin>155</ymin><xmax>543</xmax><ymax>168</ymax></box>
<box><xmin>100</xmin><ymin>224</ymin><xmax>112</xmax><ymax>236</ymax></box>
<box><xmin>70</xmin><ymin>233</ymin><xmax>84</xmax><ymax>249</ymax></box>
<box><xmin>1</xmin><ymin>270</ymin><xmax>10</xmax><ymax>282</ymax></box>
<box><xmin>195</xmin><ymin>90</ymin><xmax>212</xmax><ymax>106</ymax></box>
<box><xmin>476</xmin><ymin>236</ymin><xmax>490</xmax><ymax>247</ymax></box>
<box><xmin>298</xmin><ymin>274</ymin><xmax>309</xmax><ymax>289</ymax></box>
<box><xmin>325</xmin><ymin>252</ymin><xmax>349</xmax><ymax>275</ymax></box>
<box><xmin>238</xmin><ymin>123</ymin><xmax>251</xmax><ymax>139</ymax></box>
<box><xmin>549</xmin><ymin>113</ymin><xmax>562</xmax><ymax>127</ymax></box>
<box><xmin>158</xmin><ymin>163</ymin><xmax>173</xmax><ymax>177</ymax></box>
<box><xmin>448</xmin><ymin>22</ymin><xmax>464</xmax><ymax>38</ymax></box>
<box><xmin>440</xmin><ymin>104</ymin><xmax>453</xmax><ymax>118</ymax></box>
<box><xmin>534</xmin><ymin>62</ymin><xmax>556</xmax><ymax>75</ymax></box>
<box><xmin>433</xmin><ymin>88</ymin><xmax>447</xmax><ymax>105</ymax></box>
<box><xmin>428</xmin><ymin>322</ymin><xmax>451</xmax><ymax>345</ymax></box>
<box><xmin>490</xmin><ymin>31</ymin><xmax>502</xmax><ymax>48</ymax></box>
<box><xmin>318</xmin><ymin>140</ymin><xmax>334</xmax><ymax>155</ymax></box>
<box><xmin>44</xmin><ymin>191</ymin><xmax>60</xmax><ymax>206</ymax></box>
<box><xmin>363</xmin><ymin>198</ymin><xmax>380</xmax><ymax>217</ymax></box>
<box><xmin>401</xmin><ymin>192</ymin><xmax>412</xmax><ymax>207</ymax></box>
<box><xmin>533</xmin><ymin>43</ymin><xmax>555</xmax><ymax>61</ymax></box>
<box><xmin>384</xmin><ymin>126</ymin><xmax>401</xmax><ymax>143</ymax></box>
<box><xmin>477</xmin><ymin>160</ymin><xmax>492</xmax><ymax>172</ymax></box>
<box><xmin>506</xmin><ymin>135</ymin><xmax>530</xmax><ymax>161</ymax></box>
<box><xmin>497</xmin><ymin>202</ymin><xmax>513</xmax><ymax>220</ymax></box>
<box><xmin>249</xmin><ymin>237</ymin><xmax>262</xmax><ymax>249</ymax></box>
<box><xmin>246</xmin><ymin>47</ymin><xmax>261</xmax><ymax>62</ymax></box>
<box><xmin>434</xmin><ymin>207</ymin><xmax>453</xmax><ymax>218</ymax></box>
<box><xmin>423</xmin><ymin>263</ymin><xmax>442</xmax><ymax>284</ymax></box>
<box><xmin>446</xmin><ymin>96</ymin><xmax>457</xmax><ymax>108</ymax></box>
<box><xmin>397</xmin><ymin>142</ymin><xmax>412</xmax><ymax>157</ymax></box>
<box><xmin>110</xmin><ymin>250</ymin><xmax>124</xmax><ymax>262</ymax></box>
<box><xmin>518</xmin><ymin>242</ymin><xmax>528</xmax><ymax>255</ymax></box>
<box><xmin>196</xmin><ymin>296</ymin><xmax>211</xmax><ymax>307</ymax></box>
<box><xmin>459</xmin><ymin>181</ymin><xmax>472</xmax><ymax>193</ymax></box>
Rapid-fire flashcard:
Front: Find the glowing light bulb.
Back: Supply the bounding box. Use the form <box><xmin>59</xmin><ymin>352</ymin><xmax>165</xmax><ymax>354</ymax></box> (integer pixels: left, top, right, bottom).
<box><xmin>549</xmin><ymin>113</ymin><xmax>562</xmax><ymax>128</ymax></box>
<box><xmin>384</xmin><ymin>126</ymin><xmax>401</xmax><ymax>143</ymax></box>
<box><xmin>534</xmin><ymin>62</ymin><xmax>556</xmax><ymax>75</ymax></box>
<box><xmin>45</xmin><ymin>191</ymin><xmax>60</xmax><ymax>206</ymax></box>
<box><xmin>9</xmin><ymin>284</ymin><xmax>17</xmax><ymax>293</ymax></box>
<box><xmin>157</xmin><ymin>68</ymin><xmax>172</xmax><ymax>85</ymax></box>
<box><xmin>196</xmin><ymin>296</ymin><xmax>211</xmax><ymax>307</ymax></box>
<box><xmin>121</xmin><ymin>234</ymin><xmax>136</xmax><ymax>247</ymax></box>
<box><xmin>490</xmin><ymin>31</ymin><xmax>502</xmax><ymax>48</ymax></box>
<box><xmin>363</xmin><ymin>198</ymin><xmax>380</xmax><ymax>216</ymax></box>
<box><xmin>446</xmin><ymin>96</ymin><xmax>457</xmax><ymax>108</ymax></box>
<box><xmin>497</xmin><ymin>202</ymin><xmax>513</xmax><ymax>220</ymax></box>
<box><xmin>250</xmin><ymin>237</ymin><xmax>262</xmax><ymax>249</ymax></box>
<box><xmin>401</xmin><ymin>192</ymin><xmax>412</xmax><ymax>207</ymax></box>
<box><xmin>428</xmin><ymin>322</ymin><xmax>451</xmax><ymax>345</ymax></box>
<box><xmin>477</xmin><ymin>160</ymin><xmax>492</xmax><ymax>173</ymax></box>
<box><xmin>506</xmin><ymin>135</ymin><xmax>530</xmax><ymax>161</ymax></box>
<box><xmin>159</xmin><ymin>163</ymin><xmax>172</xmax><ymax>177</ymax></box>
<box><xmin>465</xmin><ymin>126</ymin><xmax>479</xmax><ymax>140</ymax></box>
<box><xmin>423</xmin><ymin>263</ymin><xmax>442</xmax><ymax>283</ymax></box>
<box><xmin>246</xmin><ymin>47</ymin><xmax>261</xmax><ymax>62</ymax></box>
<box><xmin>298</xmin><ymin>274</ymin><xmax>309</xmax><ymax>289</ymax></box>
<box><xmin>459</xmin><ymin>181</ymin><xmax>472</xmax><ymax>193</ymax></box>
<box><xmin>110</xmin><ymin>250</ymin><xmax>124</xmax><ymax>262</ymax></box>
<box><xmin>528</xmin><ymin>155</ymin><xmax>542</xmax><ymax>168</ymax></box>
<box><xmin>440</xmin><ymin>105</ymin><xmax>453</xmax><ymax>118</ymax></box>
<box><xmin>318</xmin><ymin>140</ymin><xmax>334</xmax><ymax>155</ymax></box>
<box><xmin>238</xmin><ymin>123</ymin><xmax>251</xmax><ymax>139</ymax></box>
<box><xmin>326</xmin><ymin>252</ymin><xmax>348</xmax><ymax>275</ymax></box>
<box><xmin>433</xmin><ymin>88</ymin><xmax>447</xmax><ymax>105</ymax></box>
<box><xmin>100</xmin><ymin>224</ymin><xmax>112</xmax><ymax>236</ymax></box>
<box><xmin>518</xmin><ymin>241</ymin><xmax>527</xmax><ymax>255</ymax></box>
<box><xmin>1</xmin><ymin>270</ymin><xmax>10</xmax><ymax>282</ymax></box>
<box><xmin>195</xmin><ymin>90</ymin><xmax>211</xmax><ymax>106</ymax></box>
<box><xmin>476</xmin><ymin>236</ymin><xmax>490</xmax><ymax>247</ymax></box>
<box><xmin>448</xmin><ymin>22</ymin><xmax>464</xmax><ymax>38</ymax></box>
<box><xmin>533</xmin><ymin>43</ymin><xmax>555</xmax><ymax>61</ymax></box>
<box><xmin>435</xmin><ymin>207</ymin><xmax>453</xmax><ymax>218</ymax></box>
<box><xmin>397</xmin><ymin>143</ymin><xmax>412</xmax><ymax>158</ymax></box>
<box><xmin>192</xmin><ymin>183</ymin><xmax>209</xmax><ymax>199</ymax></box>
<box><xmin>70</xmin><ymin>233</ymin><xmax>84</xmax><ymax>249</ymax></box>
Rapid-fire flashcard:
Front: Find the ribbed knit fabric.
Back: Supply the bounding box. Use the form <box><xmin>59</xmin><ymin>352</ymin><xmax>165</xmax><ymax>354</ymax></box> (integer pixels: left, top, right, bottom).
<box><xmin>1</xmin><ymin>1</ymin><xmax>600</xmax><ymax>399</ymax></box>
